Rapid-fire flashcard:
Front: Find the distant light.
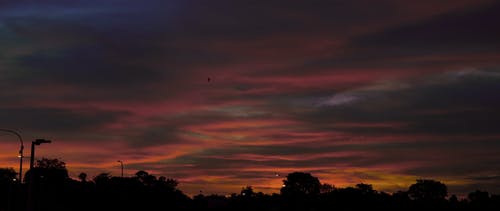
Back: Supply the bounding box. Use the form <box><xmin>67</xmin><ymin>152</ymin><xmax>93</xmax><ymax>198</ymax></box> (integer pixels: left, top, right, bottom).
<box><xmin>282</xmin><ymin>184</ymin><xmax>286</xmax><ymax>187</ymax></box>
<box><xmin>18</xmin><ymin>155</ymin><xmax>22</xmax><ymax>158</ymax></box>
<box><xmin>12</xmin><ymin>178</ymin><xmax>17</xmax><ymax>181</ymax></box>
<box><xmin>242</xmin><ymin>192</ymin><xmax>246</xmax><ymax>196</ymax></box>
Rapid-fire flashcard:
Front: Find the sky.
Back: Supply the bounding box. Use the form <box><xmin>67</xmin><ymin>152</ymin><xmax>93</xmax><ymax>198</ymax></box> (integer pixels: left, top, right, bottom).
<box><xmin>1</xmin><ymin>0</ymin><xmax>500</xmax><ymax>196</ymax></box>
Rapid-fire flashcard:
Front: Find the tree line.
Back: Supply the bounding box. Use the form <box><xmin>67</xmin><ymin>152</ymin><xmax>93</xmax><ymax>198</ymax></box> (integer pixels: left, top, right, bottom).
<box><xmin>1</xmin><ymin>158</ymin><xmax>499</xmax><ymax>211</ymax></box>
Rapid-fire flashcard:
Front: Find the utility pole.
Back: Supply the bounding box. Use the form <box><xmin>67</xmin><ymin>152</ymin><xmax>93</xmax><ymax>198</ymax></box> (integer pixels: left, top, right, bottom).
<box><xmin>27</xmin><ymin>138</ymin><xmax>51</xmax><ymax>211</ymax></box>
<box><xmin>29</xmin><ymin>139</ymin><xmax>51</xmax><ymax>169</ymax></box>
<box><xmin>0</xmin><ymin>129</ymin><xmax>24</xmax><ymax>182</ymax></box>
<box><xmin>117</xmin><ymin>160</ymin><xmax>124</xmax><ymax>177</ymax></box>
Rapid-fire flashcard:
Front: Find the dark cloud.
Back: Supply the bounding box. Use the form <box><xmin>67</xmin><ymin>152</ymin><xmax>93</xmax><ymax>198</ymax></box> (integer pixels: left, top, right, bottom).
<box><xmin>469</xmin><ymin>175</ymin><xmax>500</xmax><ymax>182</ymax></box>
<box><xmin>1</xmin><ymin>17</ymin><xmax>191</xmax><ymax>103</ymax></box>
<box><xmin>294</xmin><ymin>1</ymin><xmax>500</xmax><ymax>71</ymax></box>
<box><xmin>0</xmin><ymin>107</ymin><xmax>129</xmax><ymax>132</ymax></box>
<box><xmin>124</xmin><ymin>126</ymin><xmax>189</xmax><ymax>147</ymax></box>
<box><xmin>354</xmin><ymin>1</ymin><xmax>500</xmax><ymax>54</ymax></box>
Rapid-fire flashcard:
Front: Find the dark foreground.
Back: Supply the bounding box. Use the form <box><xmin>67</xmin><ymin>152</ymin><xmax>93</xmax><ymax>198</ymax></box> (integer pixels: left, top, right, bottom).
<box><xmin>1</xmin><ymin>164</ymin><xmax>499</xmax><ymax>211</ymax></box>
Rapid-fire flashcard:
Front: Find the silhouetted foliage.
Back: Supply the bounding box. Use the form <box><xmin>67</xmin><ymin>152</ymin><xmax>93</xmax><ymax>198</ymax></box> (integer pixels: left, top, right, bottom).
<box><xmin>158</xmin><ymin>175</ymin><xmax>179</xmax><ymax>190</ymax></box>
<box><xmin>408</xmin><ymin>179</ymin><xmax>448</xmax><ymax>201</ymax></box>
<box><xmin>320</xmin><ymin>183</ymin><xmax>336</xmax><ymax>194</ymax></box>
<box><xmin>0</xmin><ymin>168</ymin><xmax>18</xmax><ymax>211</ymax></box>
<box><xmin>93</xmin><ymin>172</ymin><xmax>111</xmax><ymax>183</ymax></box>
<box><xmin>241</xmin><ymin>186</ymin><xmax>255</xmax><ymax>197</ymax></box>
<box><xmin>406</xmin><ymin>179</ymin><xmax>449</xmax><ymax>209</ymax></box>
<box><xmin>356</xmin><ymin>183</ymin><xmax>376</xmax><ymax>195</ymax></box>
<box><xmin>134</xmin><ymin>170</ymin><xmax>156</xmax><ymax>185</ymax></box>
<box><xmin>77</xmin><ymin>172</ymin><xmax>87</xmax><ymax>182</ymax></box>
<box><xmin>0</xmin><ymin>167</ymin><xmax>17</xmax><ymax>183</ymax></box>
<box><xmin>24</xmin><ymin>158</ymin><xmax>69</xmax><ymax>183</ymax></box>
<box><xmin>36</xmin><ymin>158</ymin><xmax>66</xmax><ymax>169</ymax></box>
<box><xmin>281</xmin><ymin>172</ymin><xmax>320</xmax><ymax>198</ymax></box>
<box><xmin>468</xmin><ymin>190</ymin><xmax>491</xmax><ymax>209</ymax></box>
<box><xmin>2</xmin><ymin>163</ymin><xmax>499</xmax><ymax>211</ymax></box>
<box><xmin>21</xmin><ymin>158</ymin><xmax>72</xmax><ymax>211</ymax></box>
<box><xmin>468</xmin><ymin>190</ymin><xmax>489</xmax><ymax>203</ymax></box>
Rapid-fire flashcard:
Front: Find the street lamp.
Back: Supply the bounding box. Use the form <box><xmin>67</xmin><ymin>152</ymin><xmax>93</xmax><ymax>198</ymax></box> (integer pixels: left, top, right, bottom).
<box><xmin>117</xmin><ymin>160</ymin><xmax>124</xmax><ymax>177</ymax></box>
<box><xmin>0</xmin><ymin>129</ymin><xmax>24</xmax><ymax>182</ymax></box>
<box><xmin>29</xmin><ymin>139</ymin><xmax>51</xmax><ymax>169</ymax></box>
<box><xmin>26</xmin><ymin>139</ymin><xmax>51</xmax><ymax>211</ymax></box>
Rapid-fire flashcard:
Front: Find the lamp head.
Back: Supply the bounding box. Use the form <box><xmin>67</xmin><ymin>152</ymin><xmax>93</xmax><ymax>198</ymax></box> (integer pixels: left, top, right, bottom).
<box><xmin>34</xmin><ymin>139</ymin><xmax>51</xmax><ymax>145</ymax></box>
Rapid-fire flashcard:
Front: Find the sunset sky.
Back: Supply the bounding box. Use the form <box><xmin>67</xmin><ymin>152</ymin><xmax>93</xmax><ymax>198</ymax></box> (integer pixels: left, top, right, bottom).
<box><xmin>1</xmin><ymin>0</ymin><xmax>500</xmax><ymax>196</ymax></box>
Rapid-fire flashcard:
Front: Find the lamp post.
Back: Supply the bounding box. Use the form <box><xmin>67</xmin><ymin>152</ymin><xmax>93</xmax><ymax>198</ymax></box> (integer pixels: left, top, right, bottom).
<box><xmin>117</xmin><ymin>160</ymin><xmax>124</xmax><ymax>177</ymax></box>
<box><xmin>27</xmin><ymin>139</ymin><xmax>51</xmax><ymax>211</ymax></box>
<box><xmin>0</xmin><ymin>129</ymin><xmax>24</xmax><ymax>182</ymax></box>
<box><xmin>29</xmin><ymin>139</ymin><xmax>51</xmax><ymax>170</ymax></box>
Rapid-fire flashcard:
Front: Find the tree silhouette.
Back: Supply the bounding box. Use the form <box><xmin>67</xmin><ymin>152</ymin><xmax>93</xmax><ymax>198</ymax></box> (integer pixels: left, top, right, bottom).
<box><xmin>241</xmin><ymin>186</ymin><xmax>255</xmax><ymax>197</ymax></box>
<box><xmin>23</xmin><ymin>158</ymin><xmax>72</xmax><ymax>211</ymax></box>
<box><xmin>24</xmin><ymin>157</ymin><xmax>69</xmax><ymax>183</ymax></box>
<box><xmin>0</xmin><ymin>168</ymin><xmax>17</xmax><ymax>183</ymax></box>
<box><xmin>408</xmin><ymin>179</ymin><xmax>447</xmax><ymax>202</ymax></box>
<box><xmin>356</xmin><ymin>183</ymin><xmax>376</xmax><ymax>195</ymax></box>
<box><xmin>36</xmin><ymin>158</ymin><xmax>66</xmax><ymax>169</ymax></box>
<box><xmin>157</xmin><ymin>176</ymin><xmax>179</xmax><ymax>190</ymax></box>
<box><xmin>469</xmin><ymin>190</ymin><xmax>491</xmax><ymax>209</ymax></box>
<box><xmin>469</xmin><ymin>190</ymin><xmax>489</xmax><ymax>202</ymax></box>
<box><xmin>93</xmin><ymin>172</ymin><xmax>111</xmax><ymax>185</ymax></box>
<box><xmin>134</xmin><ymin>170</ymin><xmax>157</xmax><ymax>186</ymax></box>
<box><xmin>281</xmin><ymin>172</ymin><xmax>320</xmax><ymax>198</ymax></box>
<box><xmin>320</xmin><ymin>183</ymin><xmax>335</xmax><ymax>194</ymax></box>
<box><xmin>78</xmin><ymin>172</ymin><xmax>87</xmax><ymax>182</ymax></box>
<box><xmin>0</xmin><ymin>168</ymin><xmax>18</xmax><ymax>211</ymax></box>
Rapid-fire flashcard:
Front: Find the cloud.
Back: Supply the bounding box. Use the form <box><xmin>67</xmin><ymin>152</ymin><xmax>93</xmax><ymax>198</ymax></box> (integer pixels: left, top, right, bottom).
<box><xmin>0</xmin><ymin>107</ymin><xmax>130</xmax><ymax>132</ymax></box>
<box><xmin>318</xmin><ymin>93</ymin><xmax>360</xmax><ymax>106</ymax></box>
<box><xmin>299</xmin><ymin>68</ymin><xmax>500</xmax><ymax>135</ymax></box>
<box><xmin>348</xmin><ymin>1</ymin><xmax>500</xmax><ymax>63</ymax></box>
